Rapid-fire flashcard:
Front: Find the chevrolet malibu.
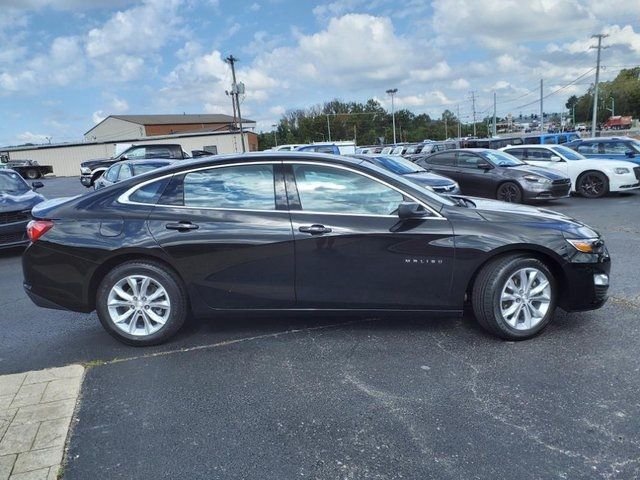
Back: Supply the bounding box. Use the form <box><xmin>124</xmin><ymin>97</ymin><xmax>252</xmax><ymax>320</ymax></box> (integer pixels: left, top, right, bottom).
<box><xmin>22</xmin><ymin>153</ymin><xmax>610</xmax><ymax>345</ymax></box>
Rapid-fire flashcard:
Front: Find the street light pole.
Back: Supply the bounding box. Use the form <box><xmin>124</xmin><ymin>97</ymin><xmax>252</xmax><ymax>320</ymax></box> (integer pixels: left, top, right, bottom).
<box><xmin>386</xmin><ymin>88</ymin><xmax>398</xmax><ymax>144</ymax></box>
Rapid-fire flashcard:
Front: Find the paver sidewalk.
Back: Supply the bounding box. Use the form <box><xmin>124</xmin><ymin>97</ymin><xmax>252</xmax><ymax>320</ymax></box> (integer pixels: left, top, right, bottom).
<box><xmin>0</xmin><ymin>365</ymin><xmax>84</xmax><ymax>480</ymax></box>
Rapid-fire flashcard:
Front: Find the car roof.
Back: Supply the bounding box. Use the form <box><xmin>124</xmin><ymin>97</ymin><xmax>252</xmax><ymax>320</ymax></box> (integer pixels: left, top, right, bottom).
<box><xmin>574</xmin><ymin>137</ymin><xmax>632</xmax><ymax>142</ymax></box>
<box><xmin>160</xmin><ymin>151</ymin><xmax>366</xmax><ymax>171</ymax></box>
<box><xmin>120</xmin><ymin>158</ymin><xmax>176</xmax><ymax>165</ymax></box>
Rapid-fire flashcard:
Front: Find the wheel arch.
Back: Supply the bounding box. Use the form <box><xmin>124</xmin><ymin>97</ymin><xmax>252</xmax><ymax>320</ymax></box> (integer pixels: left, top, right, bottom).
<box><xmin>464</xmin><ymin>245</ymin><xmax>568</xmax><ymax>305</ymax></box>
<box><xmin>576</xmin><ymin>169</ymin><xmax>610</xmax><ymax>194</ymax></box>
<box><xmin>87</xmin><ymin>251</ymin><xmax>187</xmax><ymax>310</ymax></box>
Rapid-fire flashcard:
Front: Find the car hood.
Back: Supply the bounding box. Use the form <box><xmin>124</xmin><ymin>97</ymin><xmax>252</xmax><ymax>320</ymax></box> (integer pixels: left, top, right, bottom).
<box><xmin>0</xmin><ymin>190</ymin><xmax>45</xmax><ymax>212</ymax></box>
<box><xmin>508</xmin><ymin>164</ymin><xmax>567</xmax><ymax>179</ymax></box>
<box><xmin>570</xmin><ymin>159</ymin><xmax>638</xmax><ymax>170</ymax></box>
<box><xmin>403</xmin><ymin>171</ymin><xmax>456</xmax><ymax>186</ymax></box>
<box><xmin>458</xmin><ymin>196</ymin><xmax>599</xmax><ymax>238</ymax></box>
<box><xmin>81</xmin><ymin>157</ymin><xmax>115</xmax><ymax>168</ymax></box>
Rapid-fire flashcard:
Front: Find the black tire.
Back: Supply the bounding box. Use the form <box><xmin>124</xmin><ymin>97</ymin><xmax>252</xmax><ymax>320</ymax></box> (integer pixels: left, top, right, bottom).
<box><xmin>96</xmin><ymin>260</ymin><xmax>188</xmax><ymax>346</ymax></box>
<box><xmin>577</xmin><ymin>171</ymin><xmax>608</xmax><ymax>198</ymax></box>
<box><xmin>471</xmin><ymin>255</ymin><xmax>557</xmax><ymax>340</ymax></box>
<box><xmin>25</xmin><ymin>169</ymin><xmax>40</xmax><ymax>180</ymax></box>
<box><xmin>496</xmin><ymin>182</ymin><xmax>523</xmax><ymax>203</ymax></box>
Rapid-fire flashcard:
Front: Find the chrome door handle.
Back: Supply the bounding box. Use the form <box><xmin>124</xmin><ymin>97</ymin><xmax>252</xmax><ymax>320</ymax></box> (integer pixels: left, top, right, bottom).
<box><xmin>299</xmin><ymin>224</ymin><xmax>332</xmax><ymax>235</ymax></box>
<box><xmin>166</xmin><ymin>222</ymin><xmax>199</xmax><ymax>231</ymax></box>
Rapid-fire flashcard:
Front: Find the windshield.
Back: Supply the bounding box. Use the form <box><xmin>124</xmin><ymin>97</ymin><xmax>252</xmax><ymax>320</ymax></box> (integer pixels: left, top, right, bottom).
<box><xmin>0</xmin><ymin>171</ymin><xmax>29</xmax><ymax>193</ymax></box>
<box><xmin>371</xmin><ymin>155</ymin><xmax>426</xmax><ymax>174</ymax></box>
<box><xmin>550</xmin><ymin>145</ymin><xmax>585</xmax><ymax>160</ymax></box>
<box><xmin>481</xmin><ymin>150</ymin><xmax>525</xmax><ymax>167</ymax></box>
<box><xmin>630</xmin><ymin>140</ymin><xmax>640</xmax><ymax>153</ymax></box>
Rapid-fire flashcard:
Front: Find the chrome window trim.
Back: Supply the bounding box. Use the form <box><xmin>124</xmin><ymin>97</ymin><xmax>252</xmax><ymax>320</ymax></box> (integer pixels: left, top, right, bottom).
<box><xmin>118</xmin><ymin>160</ymin><xmax>445</xmax><ymax>219</ymax></box>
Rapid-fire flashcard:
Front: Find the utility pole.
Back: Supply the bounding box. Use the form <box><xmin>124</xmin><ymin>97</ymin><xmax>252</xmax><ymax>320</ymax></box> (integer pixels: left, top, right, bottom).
<box><xmin>457</xmin><ymin>104</ymin><xmax>461</xmax><ymax>138</ymax></box>
<box><xmin>590</xmin><ymin>34</ymin><xmax>609</xmax><ymax>137</ymax></box>
<box><xmin>470</xmin><ymin>91</ymin><xmax>477</xmax><ymax>136</ymax></box>
<box><xmin>492</xmin><ymin>92</ymin><xmax>497</xmax><ymax>136</ymax></box>
<box><xmin>386</xmin><ymin>88</ymin><xmax>398</xmax><ymax>144</ymax></box>
<box><xmin>271</xmin><ymin>124</ymin><xmax>278</xmax><ymax>147</ymax></box>
<box><xmin>540</xmin><ymin>78</ymin><xmax>544</xmax><ymax>133</ymax></box>
<box><xmin>225</xmin><ymin>55</ymin><xmax>246</xmax><ymax>153</ymax></box>
<box><xmin>326</xmin><ymin>115</ymin><xmax>332</xmax><ymax>142</ymax></box>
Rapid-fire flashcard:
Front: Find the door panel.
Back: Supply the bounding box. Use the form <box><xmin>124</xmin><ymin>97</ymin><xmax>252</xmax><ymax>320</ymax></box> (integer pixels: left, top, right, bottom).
<box><xmin>286</xmin><ymin>163</ymin><xmax>455</xmax><ymax>309</ymax></box>
<box><xmin>455</xmin><ymin>152</ymin><xmax>495</xmax><ymax>196</ymax></box>
<box><xmin>146</xmin><ymin>163</ymin><xmax>296</xmax><ymax>309</ymax></box>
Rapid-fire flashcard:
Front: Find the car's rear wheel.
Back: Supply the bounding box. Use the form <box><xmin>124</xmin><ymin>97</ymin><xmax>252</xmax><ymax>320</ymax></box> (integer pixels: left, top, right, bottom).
<box><xmin>472</xmin><ymin>255</ymin><xmax>557</xmax><ymax>340</ymax></box>
<box><xmin>96</xmin><ymin>261</ymin><xmax>188</xmax><ymax>346</ymax></box>
<box><xmin>25</xmin><ymin>169</ymin><xmax>40</xmax><ymax>180</ymax></box>
<box><xmin>496</xmin><ymin>182</ymin><xmax>523</xmax><ymax>203</ymax></box>
<box><xmin>577</xmin><ymin>171</ymin><xmax>608</xmax><ymax>198</ymax></box>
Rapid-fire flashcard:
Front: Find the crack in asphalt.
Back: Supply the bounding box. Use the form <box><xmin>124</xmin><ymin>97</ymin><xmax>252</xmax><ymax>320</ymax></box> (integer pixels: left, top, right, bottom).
<box><xmin>86</xmin><ymin>319</ymin><xmax>372</xmax><ymax>368</ymax></box>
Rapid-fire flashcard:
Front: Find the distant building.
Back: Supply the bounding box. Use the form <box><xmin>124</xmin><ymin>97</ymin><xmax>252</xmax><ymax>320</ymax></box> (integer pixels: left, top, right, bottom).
<box><xmin>84</xmin><ymin>114</ymin><xmax>256</xmax><ymax>142</ymax></box>
<box><xmin>2</xmin><ymin>130</ymin><xmax>258</xmax><ymax>177</ymax></box>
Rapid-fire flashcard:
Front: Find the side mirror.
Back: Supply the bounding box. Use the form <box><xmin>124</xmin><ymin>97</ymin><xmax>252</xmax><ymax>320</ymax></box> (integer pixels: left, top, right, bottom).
<box><xmin>32</xmin><ymin>181</ymin><xmax>44</xmax><ymax>189</ymax></box>
<box><xmin>477</xmin><ymin>161</ymin><xmax>492</xmax><ymax>170</ymax></box>
<box><xmin>120</xmin><ymin>155</ymin><xmax>129</xmax><ymax>161</ymax></box>
<box><xmin>550</xmin><ymin>156</ymin><xmax>562</xmax><ymax>162</ymax></box>
<box><xmin>625</xmin><ymin>150</ymin><xmax>635</xmax><ymax>158</ymax></box>
<box><xmin>397</xmin><ymin>201</ymin><xmax>429</xmax><ymax>219</ymax></box>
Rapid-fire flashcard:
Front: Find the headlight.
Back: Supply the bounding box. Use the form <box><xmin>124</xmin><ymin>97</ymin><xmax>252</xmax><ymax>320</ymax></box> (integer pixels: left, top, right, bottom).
<box><xmin>523</xmin><ymin>175</ymin><xmax>546</xmax><ymax>183</ymax></box>
<box><xmin>566</xmin><ymin>238</ymin><xmax>604</xmax><ymax>253</ymax></box>
<box><xmin>614</xmin><ymin>167</ymin><xmax>630</xmax><ymax>174</ymax></box>
<box><xmin>80</xmin><ymin>167</ymin><xmax>92</xmax><ymax>175</ymax></box>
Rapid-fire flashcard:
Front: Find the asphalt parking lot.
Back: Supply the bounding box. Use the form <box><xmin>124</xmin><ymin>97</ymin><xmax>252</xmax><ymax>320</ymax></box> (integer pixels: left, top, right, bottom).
<box><xmin>1</xmin><ymin>177</ymin><xmax>639</xmax><ymax>479</ymax></box>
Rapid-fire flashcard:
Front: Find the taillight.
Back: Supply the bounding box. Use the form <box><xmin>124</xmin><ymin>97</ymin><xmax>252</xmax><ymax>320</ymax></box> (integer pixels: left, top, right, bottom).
<box><xmin>27</xmin><ymin>220</ymin><xmax>54</xmax><ymax>242</ymax></box>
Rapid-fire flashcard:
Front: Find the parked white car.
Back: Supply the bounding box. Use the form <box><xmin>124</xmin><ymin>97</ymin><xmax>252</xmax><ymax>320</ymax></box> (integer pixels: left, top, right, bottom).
<box><xmin>501</xmin><ymin>144</ymin><xmax>640</xmax><ymax>198</ymax></box>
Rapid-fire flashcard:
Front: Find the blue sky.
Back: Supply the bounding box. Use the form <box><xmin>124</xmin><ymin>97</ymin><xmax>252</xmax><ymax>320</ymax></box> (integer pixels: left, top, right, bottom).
<box><xmin>1</xmin><ymin>0</ymin><xmax>639</xmax><ymax>146</ymax></box>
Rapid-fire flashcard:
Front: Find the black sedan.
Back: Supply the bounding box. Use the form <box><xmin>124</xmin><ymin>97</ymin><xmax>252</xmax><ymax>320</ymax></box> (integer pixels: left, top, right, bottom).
<box><xmin>0</xmin><ymin>170</ymin><xmax>45</xmax><ymax>249</ymax></box>
<box><xmin>94</xmin><ymin>159</ymin><xmax>175</xmax><ymax>190</ymax></box>
<box><xmin>22</xmin><ymin>153</ymin><xmax>609</xmax><ymax>346</ymax></box>
<box><xmin>351</xmin><ymin>154</ymin><xmax>460</xmax><ymax>194</ymax></box>
<box><xmin>414</xmin><ymin>149</ymin><xmax>571</xmax><ymax>203</ymax></box>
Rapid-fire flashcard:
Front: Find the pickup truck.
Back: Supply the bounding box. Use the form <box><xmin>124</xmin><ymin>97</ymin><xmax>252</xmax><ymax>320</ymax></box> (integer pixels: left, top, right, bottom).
<box><xmin>80</xmin><ymin>143</ymin><xmax>190</xmax><ymax>187</ymax></box>
<box><xmin>0</xmin><ymin>158</ymin><xmax>53</xmax><ymax>179</ymax></box>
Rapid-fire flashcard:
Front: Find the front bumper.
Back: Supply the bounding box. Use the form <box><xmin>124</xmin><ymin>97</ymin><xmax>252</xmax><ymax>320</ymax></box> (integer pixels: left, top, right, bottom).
<box><xmin>80</xmin><ymin>175</ymin><xmax>93</xmax><ymax>187</ymax></box>
<box><xmin>0</xmin><ymin>219</ymin><xmax>29</xmax><ymax>249</ymax></box>
<box><xmin>559</xmin><ymin>254</ymin><xmax>611</xmax><ymax>311</ymax></box>
<box><xmin>609</xmin><ymin>172</ymin><xmax>640</xmax><ymax>192</ymax></box>
<box><xmin>523</xmin><ymin>180</ymin><xmax>571</xmax><ymax>200</ymax></box>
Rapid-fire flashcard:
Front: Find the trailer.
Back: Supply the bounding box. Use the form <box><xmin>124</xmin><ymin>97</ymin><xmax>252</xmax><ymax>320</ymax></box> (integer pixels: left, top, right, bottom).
<box><xmin>0</xmin><ymin>155</ymin><xmax>53</xmax><ymax>179</ymax></box>
<box><xmin>604</xmin><ymin>116</ymin><xmax>632</xmax><ymax>130</ymax></box>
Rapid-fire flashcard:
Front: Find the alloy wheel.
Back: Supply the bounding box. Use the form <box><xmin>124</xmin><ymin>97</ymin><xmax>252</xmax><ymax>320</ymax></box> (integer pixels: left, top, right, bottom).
<box><xmin>579</xmin><ymin>174</ymin><xmax>605</xmax><ymax>197</ymax></box>
<box><xmin>107</xmin><ymin>275</ymin><xmax>171</xmax><ymax>336</ymax></box>
<box><xmin>499</xmin><ymin>267</ymin><xmax>551</xmax><ymax>330</ymax></box>
<box><xmin>497</xmin><ymin>183</ymin><xmax>520</xmax><ymax>202</ymax></box>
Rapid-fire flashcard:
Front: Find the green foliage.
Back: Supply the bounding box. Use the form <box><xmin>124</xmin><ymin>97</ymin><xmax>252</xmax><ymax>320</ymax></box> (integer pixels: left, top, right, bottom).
<box><xmin>258</xmin><ymin>98</ymin><xmax>487</xmax><ymax>149</ymax></box>
<box><xmin>565</xmin><ymin>67</ymin><xmax>640</xmax><ymax>123</ymax></box>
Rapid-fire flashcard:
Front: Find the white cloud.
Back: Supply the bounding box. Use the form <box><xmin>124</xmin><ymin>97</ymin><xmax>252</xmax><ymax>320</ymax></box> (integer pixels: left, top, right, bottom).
<box><xmin>249</xmin><ymin>2</ymin><xmax>260</xmax><ymax>12</ymax></box>
<box><xmin>17</xmin><ymin>131</ymin><xmax>49</xmax><ymax>143</ymax></box>
<box><xmin>92</xmin><ymin>110</ymin><xmax>106</xmax><ymax>124</ymax></box>
<box><xmin>269</xmin><ymin>105</ymin><xmax>285</xmax><ymax>116</ymax></box>
<box><xmin>110</xmin><ymin>96</ymin><xmax>129</xmax><ymax>113</ymax></box>
<box><xmin>451</xmin><ymin>78</ymin><xmax>470</xmax><ymax>90</ymax></box>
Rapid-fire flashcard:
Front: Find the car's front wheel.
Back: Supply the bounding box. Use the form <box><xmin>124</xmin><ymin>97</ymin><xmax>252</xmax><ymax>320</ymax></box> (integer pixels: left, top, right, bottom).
<box><xmin>96</xmin><ymin>260</ymin><xmax>188</xmax><ymax>346</ymax></box>
<box><xmin>472</xmin><ymin>255</ymin><xmax>557</xmax><ymax>340</ymax></box>
<box><xmin>496</xmin><ymin>182</ymin><xmax>523</xmax><ymax>203</ymax></box>
<box><xmin>577</xmin><ymin>171</ymin><xmax>608</xmax><ymax>198</ymax></box>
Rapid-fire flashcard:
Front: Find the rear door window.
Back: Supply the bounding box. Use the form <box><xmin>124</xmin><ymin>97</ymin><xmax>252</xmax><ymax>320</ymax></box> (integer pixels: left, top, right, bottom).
<box><xmin>182</xmin><ymin>164</ymin><xmax>275</xmax><ymax>210</ymax></box>
<box><xmin>526</xmin><ymin>148</ymin><xmax>554</xmax><ymax>160</ymax></box>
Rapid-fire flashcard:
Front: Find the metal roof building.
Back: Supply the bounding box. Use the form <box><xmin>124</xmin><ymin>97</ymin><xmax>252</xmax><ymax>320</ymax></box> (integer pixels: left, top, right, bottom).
<box><xmin>84</xmin><ymin>114</ymin><xmax>256</xmax><ymax>142</ymax></box>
